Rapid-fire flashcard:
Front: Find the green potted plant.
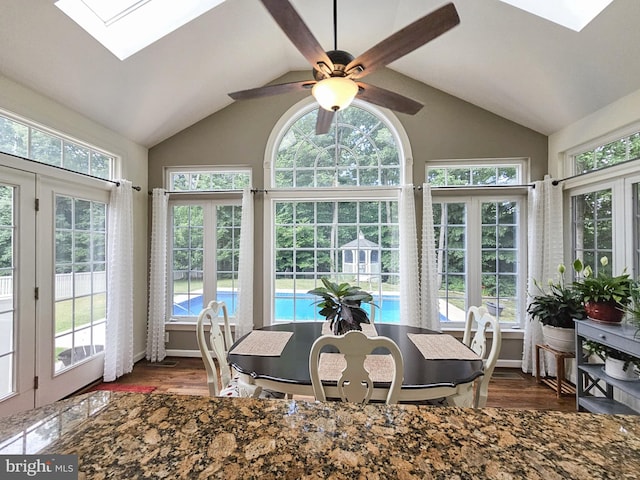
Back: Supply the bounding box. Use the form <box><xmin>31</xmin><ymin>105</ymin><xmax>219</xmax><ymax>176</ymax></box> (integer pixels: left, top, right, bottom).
<box><xmin>572</xmin><ymin>257</ymin><xmax>633</xmax><ymax>324</ymax></box>
<box><xmin>527</xmin><ymin>264</ymin><xmax>586</xmax><ymax>352</ymax></box>
<box><xmin>584</xmin><ymin>340</ymin><xmax>640</xmax><ymax>381</ymax></box>
<box><xmin>308</xmin><ymin>278</ymin><xmax>374</xmax><ymax>335</ymax></box>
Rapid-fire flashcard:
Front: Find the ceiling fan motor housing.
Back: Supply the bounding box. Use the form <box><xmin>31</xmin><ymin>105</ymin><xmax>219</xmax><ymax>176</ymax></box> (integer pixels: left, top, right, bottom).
<box><xmin>314</xmin><ymin>49</ymin><xmax>355</xmax><ymax>80</ymax></box>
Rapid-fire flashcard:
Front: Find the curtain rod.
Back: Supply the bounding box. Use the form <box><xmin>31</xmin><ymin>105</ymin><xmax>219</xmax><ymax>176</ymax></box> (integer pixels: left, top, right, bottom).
<box><xmin>419</xmin><ymin>183</ymin><xmax>536</xmax><ymax>190</ymax></box>
<box><xmin>5</xmin><ymin>152</ymin><xmax>141</xmax><ymax>190</ymax></box>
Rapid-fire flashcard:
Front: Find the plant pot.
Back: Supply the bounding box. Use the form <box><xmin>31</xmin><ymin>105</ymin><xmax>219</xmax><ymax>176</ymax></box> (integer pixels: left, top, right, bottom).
<box><xmin>485</xmin><ymin>301</ymin><xmax>503</xmax><ymax>316</ymax></box>
<box><xmin>604</xmin><ymin>356</ymin><xmax>639</xmax><ymax>381</ymax></box>
<box><xmin>584</xmin><ymin>301</ymin><xmax>625</xmax><ymax>324</ymax></box>
<box><xmin>541</xmin><ymin>325</ymin><xmax>575</xmax><ymax>352</ymax></box>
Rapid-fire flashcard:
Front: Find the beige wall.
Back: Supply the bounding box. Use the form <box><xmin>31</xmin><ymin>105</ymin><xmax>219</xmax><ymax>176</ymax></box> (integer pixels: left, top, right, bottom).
<box><xmin>150</xmin><ymin>69</ymin><xmax>547</xmax><ymax>363</ymax></box>
<box><xmin>0</xmin><ymin>73</ymin><xmax>149</xmax><ymax>360</ymax></box>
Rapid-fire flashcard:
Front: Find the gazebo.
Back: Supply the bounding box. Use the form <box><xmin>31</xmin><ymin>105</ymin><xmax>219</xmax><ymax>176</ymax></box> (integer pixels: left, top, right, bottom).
<box><xmin>341</xmin><ymin>232</ymin><xmax>380</xmax><ymax>282</ymax></box>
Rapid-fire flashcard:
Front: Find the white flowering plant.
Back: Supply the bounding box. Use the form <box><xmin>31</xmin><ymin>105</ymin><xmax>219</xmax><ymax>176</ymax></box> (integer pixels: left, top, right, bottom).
<box><xmin>527</xmin><ymin>263</ymin><xmax>586</xmax><ymax>328</ymax></box>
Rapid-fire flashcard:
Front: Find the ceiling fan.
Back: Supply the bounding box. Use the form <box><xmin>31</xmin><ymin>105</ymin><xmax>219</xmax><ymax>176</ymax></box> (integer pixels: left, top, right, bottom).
<box><xmin>229</xmin><ymin>0</ymin><xmax>460</xmax><ymax>134</ymax></box>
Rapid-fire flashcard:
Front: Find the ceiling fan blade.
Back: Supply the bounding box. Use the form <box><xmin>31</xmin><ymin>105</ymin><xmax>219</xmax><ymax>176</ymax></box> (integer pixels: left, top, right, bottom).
<box><xmin>315</xmin><ymin>108</ymin><xmax>335</xmax><ymax>135</ymax></box>
<box><xmin>261</xmin><ymin>0</ymin><xmax>333</xmax><ymax>75</ymax></box>
<box><xmin>356</xmin><ymin>83</ymin><xmax>423</xmax><ymax>115</ymax></box>
<box><xmin>229</xmin><ymin>81</ymin><xmax>314</xmax><ymax>101</ymax></box>
<box><xmin>346</xmin><ymin>3</ymin><xmax>460</xmax><ymax>79</ymax></box>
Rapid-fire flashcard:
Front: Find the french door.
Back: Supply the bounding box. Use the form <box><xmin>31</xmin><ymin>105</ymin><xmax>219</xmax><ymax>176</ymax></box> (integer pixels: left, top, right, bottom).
<box><xmin>0</xmin><ymin>165</ymin><xmax>36</xmax><ymax>416</ymax></box>
<box><xmin>36</xmin><ymin>177</ymin><xmax>108</xmax><ymax>406</ymax></box>
<box><xmin>0</xmin><ymin>157</ymin><xmax>108</xmax><ymax>415</ymax></box>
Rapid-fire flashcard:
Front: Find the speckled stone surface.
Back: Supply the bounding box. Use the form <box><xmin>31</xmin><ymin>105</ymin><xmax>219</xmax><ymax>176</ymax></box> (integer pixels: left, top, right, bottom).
<box><xmin>1</xmin><ymin>391</ymin><xmax>639</xmax><ymax>479</ymax></box>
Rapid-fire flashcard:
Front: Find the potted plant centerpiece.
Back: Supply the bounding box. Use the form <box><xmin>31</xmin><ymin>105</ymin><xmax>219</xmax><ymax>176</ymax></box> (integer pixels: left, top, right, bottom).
<box><xmin>308</xmin><ymin>278</ymin><xmax>374</xmax><ymax>335</ymax></box>
<box><xmin>527</xmin><ymin>264</ymin><xmax>586</xmax><ymax>352</ymax></box>
<box><xmin>572</xmin><ymin>257</ymin><xmax>633</xmax><ymax>324</ymax></box>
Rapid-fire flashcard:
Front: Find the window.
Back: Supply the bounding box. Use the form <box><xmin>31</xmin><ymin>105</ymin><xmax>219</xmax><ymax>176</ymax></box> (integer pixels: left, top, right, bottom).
<box><xmin>0</xmin><ymin>110</ymin><xmax>114</xmax><ymax>180</ymax></box>
<box><xmin>429</xmin><ymin>159</ymin><xmax>527</xmax><ymax>328</ymax></box>
<box><xmin>266</xmin><ymin>101</ymin><xmax>408</xmax><ymax>323</ymax></box>
<box><xmin>572</xmin><ymin>188</ymin><xmax>612</xmax><ymax>273</ymax></box>
<box><xmin>167</xmin><ymin>168</ymin><xmax>250</xmax><ymax>321</ymax></box>
<box><xmin>427</xmin><ymin>162</ymin><xmax>522</xmax><ymax>186</ymax></box>
<box><xmin>572</xmin><ymin>131</ymin><xmax>640</xmax><ymax>175</ymax></box>
<box><xmin>168</xmin><ymin>168</ymin><xmax>250</xmax><ymax>191</ymax></box>
<box><xmin>566</xmin><ymin>128</ymin><xmax>640</xmax><ymax>279</ymax></box>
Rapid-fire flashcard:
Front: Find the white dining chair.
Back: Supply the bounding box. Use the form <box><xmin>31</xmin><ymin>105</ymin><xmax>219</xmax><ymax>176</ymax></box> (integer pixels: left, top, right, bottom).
<box><xmin>196</xmin><ymin>301</ymin><xmax>263</xmax><ymax>398</ymax></box>
<box><xmin>309</xmin><ymin>330</ymin><xmax>404</xmax><ymax>405</ymax></box>
<box><xmin>458</xmin><ymin>305</ymin><xmax>502</xmax><ymax>408</ymax></box>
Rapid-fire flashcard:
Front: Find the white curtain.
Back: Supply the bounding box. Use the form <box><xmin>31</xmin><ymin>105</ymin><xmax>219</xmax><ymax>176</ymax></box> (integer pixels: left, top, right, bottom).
<box><xmin>146</xmin><ymin>189</ymin><xmax>168</xmax><ymax>362</ymax></box>
<box><xmin>421</xmin><ymin>183</ymin><xmax>441</xmax><ymax>331</ymax></box>
<box><xmin>104</xmin><ymin>180</ymin><xmax>135</xmax><ymax>382</ymax></box>
<box><xmin>522</xmin><ymin>175</ymin><xmax>564</xmax><ymax>376</ymax></box>
<box><xmin>398</xmin><ymin>185</ymin><xmax>421</xmax><ymax>326</ymax></box>
<box><xmin>235</xmin><ymin>187</ymin><xmax>254</xmax><ymax>338</ymax></box>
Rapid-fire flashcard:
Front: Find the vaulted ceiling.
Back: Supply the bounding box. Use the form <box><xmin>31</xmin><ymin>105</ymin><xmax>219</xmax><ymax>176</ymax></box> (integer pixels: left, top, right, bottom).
<box><xmin>1</xmin><ymin>0</ymin><xmax>639</xmax><ymax>148</ymax></box>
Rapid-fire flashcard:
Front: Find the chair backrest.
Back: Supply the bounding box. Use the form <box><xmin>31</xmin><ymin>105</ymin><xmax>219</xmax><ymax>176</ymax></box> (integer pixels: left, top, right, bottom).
<box><xmin>196</xmin><ymin>301</ymin><xmax>233</xmax><ymax>397</ymax></box>
<box><xmin>309</xmin><ymin>330</ymin><xmax>404</xmax><ymax>405</ymax></box>
<box><xmin>463</xmin><ymin>306</ymin><xmax>502</xmax><ymax>407</ymax></box>
<box><xmin>463</xmin><ymin>305</ymin><xmax>487</xmax><ymax>348</ymax></box>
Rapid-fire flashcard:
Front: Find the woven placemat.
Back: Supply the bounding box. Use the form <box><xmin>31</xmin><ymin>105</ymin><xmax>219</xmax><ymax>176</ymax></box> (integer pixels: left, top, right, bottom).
<box><xmin>229</xmin><ymin>330</ymin><xmax>294</xmax><ymax>356</ymax></box>
<box><xmin>317</xmin><ymin>353</ymin><xmax>395</xmax><ymax>382</ymax></box>
<box><xmin>407</xmin><ymin>333</ymin><xmax>481</xmax><ymax>360</ymax></box>
<box><xmin>321</xmin><ymin>322</ymin><xmax>378</xmax><ymax>337</ymax></box>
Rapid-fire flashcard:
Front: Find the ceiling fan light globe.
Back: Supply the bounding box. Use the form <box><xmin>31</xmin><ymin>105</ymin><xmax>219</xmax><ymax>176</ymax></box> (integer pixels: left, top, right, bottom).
<box><xmin>312</xmin><ymin>77</ymin><xmax>358</xmax><ymax>112</ymax></box>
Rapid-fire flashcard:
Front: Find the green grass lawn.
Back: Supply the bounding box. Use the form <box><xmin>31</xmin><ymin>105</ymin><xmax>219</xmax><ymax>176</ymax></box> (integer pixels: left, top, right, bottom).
<box><xmin>55</xmin><ymin>293</ymin><xmax>105</xmax><ymax>334</ymax></box>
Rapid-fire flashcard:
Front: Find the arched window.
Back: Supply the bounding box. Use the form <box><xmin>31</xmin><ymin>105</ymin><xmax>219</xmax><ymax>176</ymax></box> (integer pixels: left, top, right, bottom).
<box><xmin>273</xmin><ymin>105</ymin><xmax>402</xmax><ymax>187</ymax></box>
<box><xmin>264</xmin><ymin>99</ymin><xmax>411</xmax><ymax>324</ymax></box>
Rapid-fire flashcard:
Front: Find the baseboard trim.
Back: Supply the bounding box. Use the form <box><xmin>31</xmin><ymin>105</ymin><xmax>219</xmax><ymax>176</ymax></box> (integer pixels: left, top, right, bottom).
<box><xmin>496</xmin><ymin>359</ymin><xmax>521</xmax><ymax>369</ymax></box>
<box><xmin>165</xmin><ymin>349</ymin><xmax>202</xmax><ymax>358</ymax></box>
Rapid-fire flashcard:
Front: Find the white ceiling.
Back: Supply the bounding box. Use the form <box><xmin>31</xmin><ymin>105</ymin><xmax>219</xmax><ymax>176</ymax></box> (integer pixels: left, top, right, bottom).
<box><xmin>1</xmin><ymin>0</ymin><xmax>639</xmax><ymax>148</ymax></box>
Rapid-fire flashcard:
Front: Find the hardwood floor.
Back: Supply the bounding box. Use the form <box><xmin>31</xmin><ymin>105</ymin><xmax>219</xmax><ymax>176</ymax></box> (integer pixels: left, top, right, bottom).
<box><xmin>94</xmin><ymin>357</ymin><xmax>577</xmax><ymax>412</ymax></box>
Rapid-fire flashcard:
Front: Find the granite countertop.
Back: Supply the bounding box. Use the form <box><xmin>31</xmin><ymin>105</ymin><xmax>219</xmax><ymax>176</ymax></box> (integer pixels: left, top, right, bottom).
<box><xmin>1</xmin><ymin>391</ymin><xmax>639</xmax><ymax>479</ymax></box>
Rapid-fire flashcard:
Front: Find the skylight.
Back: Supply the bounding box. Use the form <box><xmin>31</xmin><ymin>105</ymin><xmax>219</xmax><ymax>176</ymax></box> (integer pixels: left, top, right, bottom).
<box><xmin>55</xmin><ymin>0</ymin><xmax>226</xmax><ymax>60</ymax></box>
<box><xmin>498</xmin><ymin>0</ymin><xmax>614</xmax><ymax>32</ymax></box>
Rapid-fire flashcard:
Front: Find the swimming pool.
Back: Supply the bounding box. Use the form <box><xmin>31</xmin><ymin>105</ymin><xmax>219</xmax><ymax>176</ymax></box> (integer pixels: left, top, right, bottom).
<box><xmin>174</xmin><ymin>292</ymin><xmax>405</xmax><ymax>323</ymax></box>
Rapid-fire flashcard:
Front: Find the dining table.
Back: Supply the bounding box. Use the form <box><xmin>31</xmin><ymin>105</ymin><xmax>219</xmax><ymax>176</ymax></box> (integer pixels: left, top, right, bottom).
<box><xmin>228</xmin><ymin>322</ymin><xmax>485</xmax><ymax>403</ymax></box>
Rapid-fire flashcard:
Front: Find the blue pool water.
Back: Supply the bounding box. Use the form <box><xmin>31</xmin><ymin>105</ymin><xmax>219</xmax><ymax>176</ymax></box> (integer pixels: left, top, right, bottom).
<box><xmin>173</xmin><ymin>292</ymin><xmax>400</xmax><ymax>323</ymax></box>
<box><xmin>174</xmin><ymin>292</ymin><xmax>410</xmax><ymax>323</ymax></box>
